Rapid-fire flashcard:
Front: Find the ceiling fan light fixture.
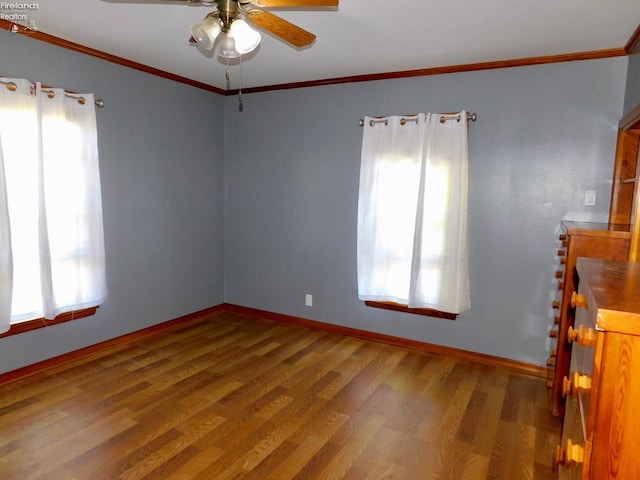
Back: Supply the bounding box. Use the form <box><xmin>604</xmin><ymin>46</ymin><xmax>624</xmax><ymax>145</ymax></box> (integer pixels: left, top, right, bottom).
<box><xmin>215</xmin><ymin>32</ymin><xmax>241</xmax><ymax>58</ymax></box>
<box><xmin>229</xmin><ymin>19</ymin><xmax>261</xmax><ymax>55</ymax></box>
<box><xmin>190</xmin><ymin>15</ymin><xmax>221</xmax><ymax>50</ymax></box>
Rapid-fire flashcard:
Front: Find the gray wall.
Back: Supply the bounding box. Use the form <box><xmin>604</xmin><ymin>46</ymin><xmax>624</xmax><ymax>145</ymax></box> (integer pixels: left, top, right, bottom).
<box><xmin>225</xmin><ymin>58</ymin><xmax>628</xmax><ymax>366</ymax></box>
<box><xmin>624</xmin><ymin>46</ymin><xmax>640</xmax><ymax>115</ymax></box>
<box><xmin>0</xmin><ymin>30</ymin><xmax>226</xmax><ymax>374</ymax></box>
<box><xmin>0</xmin><ymin>29</ymin><xmax>631</xmax><ymax>372</ymax></box>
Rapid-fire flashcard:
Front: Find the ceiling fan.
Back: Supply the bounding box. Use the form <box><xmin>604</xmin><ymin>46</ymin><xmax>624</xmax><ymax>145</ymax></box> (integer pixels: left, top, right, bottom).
<box><xmin>156</xmin><ymin>0</ymin><xmax>338</xmax><ymax>59</ymax></box>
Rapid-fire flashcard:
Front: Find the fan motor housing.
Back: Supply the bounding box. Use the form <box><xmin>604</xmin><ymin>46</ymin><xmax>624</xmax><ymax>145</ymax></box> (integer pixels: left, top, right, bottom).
<box><xmin>218</xmin><ymin>0</ymin><xmax>240</xmax><ymax>30</ymax></box>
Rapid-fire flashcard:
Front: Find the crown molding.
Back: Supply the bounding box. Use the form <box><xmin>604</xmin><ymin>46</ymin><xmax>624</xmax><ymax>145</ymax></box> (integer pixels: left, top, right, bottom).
<box><xmin>237</xmin><ymin>48</ymin><xmax>628</xmax><ymax>94</ymax></box>
<box><xmin>0</xmin><ymin>20</ymin><xmax>226</xmax><ymax>95</ymax></box>
<box><xmin>0</xmin><ymin>19</ymin><xmax>630</xmax><ymax>95</ymax></box>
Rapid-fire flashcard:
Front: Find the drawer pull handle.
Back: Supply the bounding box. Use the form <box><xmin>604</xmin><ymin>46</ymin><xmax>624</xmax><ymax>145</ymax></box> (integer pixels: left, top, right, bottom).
<box><xmin>579</xmin><ymin>326</ymin><xmax>597</xmax><ymax>347</ymax></box>
<box><xmin>552</xmin><ymin>301</ymin><xmax>560</xmax><ymax>310</ymax></box>
<box><xmin>573</xmin><ymin>372</ymin><xmax>592</xmax><ymax>394</ymax></box>
<box><xmin>562</xmin><ymin>373</ymin><xmax>592</xmax><ymax>397</ymax></box>
<box><xmin>555</xmin><ymin>270</ymin><xmax>564</xmax><ymax>279</ymax></box>
<box><xmin>571</xmin><ymin>292</ymin><xmax>587</xmax><ymax>308</ymax></box>
<box><xmin>555</xmin><ymin>439</ymin><xmax>585</xmax><ymax>467</ymax></box>
<box><xmin>567</xmin><ymin>326</ymin><xmax>578</xmax><ymax>343</ymax></box>
<box><xmin>549</xmin><ymin>329</ymin><xmax>558</xmax><ymax>338</ymax></box>
<box><xmin>567</xmin><ymin>324</ymin><xmax>597</xmax><ymax>347</ymax></box>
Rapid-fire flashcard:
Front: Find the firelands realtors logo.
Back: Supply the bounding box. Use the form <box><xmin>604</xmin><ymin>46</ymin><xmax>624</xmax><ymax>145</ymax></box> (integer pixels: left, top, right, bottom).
<box><xmin>1</xmin><ymin>2</ymin><xmax>39</xmax><ymax>22</ymax></box>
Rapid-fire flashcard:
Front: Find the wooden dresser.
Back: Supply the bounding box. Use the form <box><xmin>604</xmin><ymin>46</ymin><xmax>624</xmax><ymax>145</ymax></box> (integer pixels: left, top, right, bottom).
<box><xmin>548</xmin><ymin>222</ymin><xmax>631</xmax><ymax>418</ymax></box>
<box><xmin>556</xmin><ymin>258</ymin><xmax>640</xmax><ymax>479</ymax></box>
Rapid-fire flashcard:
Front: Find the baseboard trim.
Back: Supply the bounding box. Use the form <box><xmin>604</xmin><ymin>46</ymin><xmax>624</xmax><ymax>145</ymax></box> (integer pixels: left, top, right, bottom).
<box><xmin>0</xmin><ymin>305</ymin><xmax>226</xmax><ymax>386</ymax></box>
<box><xmin>223</xmin><ymin>304</ymin><xmax>548</xmax><ymax>378</ymax></box>
<box><xmin>0</xmin><ymin>303</ymin><xmax>547</xmax><ymax>385</ymax></box>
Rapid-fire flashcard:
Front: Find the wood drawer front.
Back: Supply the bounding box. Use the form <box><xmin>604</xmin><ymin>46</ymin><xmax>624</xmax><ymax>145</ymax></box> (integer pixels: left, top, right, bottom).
<box><xmin>571</xmin><ymin>284</ymin><xmax>598</xmax><ymax>376</ymax></box>
<box><xmin>557</xmin><ymin>282</ymin><xmax>599</xmax><ymax>479</ymax></box>
<box><xmin>565</xmin><ymin>286</ymin><xmax>597</xmax><ymax>454</ymax></box>
<box><xmin>558</xmin><ymin>394</ymin><xmax>586</xmax><ymax>480</ymax></box>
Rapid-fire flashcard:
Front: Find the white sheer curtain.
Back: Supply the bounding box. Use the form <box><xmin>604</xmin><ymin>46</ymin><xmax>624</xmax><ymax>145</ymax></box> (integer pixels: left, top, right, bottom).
<box><xmin>0</xmin><ymin>78</ymin><xmax>107</xmax><ymax>333</ymax></box>
<box><xmin>357</xmin><ymin>112</ymin><xmax>470</xmax><ymax>314</ymax></box>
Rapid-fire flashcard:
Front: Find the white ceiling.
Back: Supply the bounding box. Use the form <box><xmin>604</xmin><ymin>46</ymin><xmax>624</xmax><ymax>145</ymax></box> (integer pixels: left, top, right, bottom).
<box><xmin>14</xmin><ymin>0</ymin><xmax>640</xmax><ymax>91</ymax></box>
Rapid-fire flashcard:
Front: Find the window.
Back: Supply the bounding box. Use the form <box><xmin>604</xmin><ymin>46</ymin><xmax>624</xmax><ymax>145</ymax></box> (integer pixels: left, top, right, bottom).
<box><xmin>357</xmin><ymin>112</ymin><xmax>470</xmax><ymax>317</ymax></box>
<box><xmin>0</xmin><ymin>78</ymin><xmax>107</xmax><ymax>335</ymax></box>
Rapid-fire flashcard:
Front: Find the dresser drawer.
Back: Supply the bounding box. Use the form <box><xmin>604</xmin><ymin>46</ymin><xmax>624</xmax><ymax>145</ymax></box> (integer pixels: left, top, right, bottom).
<box><xmin>570</xmin><ymin>287</ymin><xmax>598</xmax><ymax>376</ymax></box>
<box><xmin>557</xmin><ymin>279</ymin><xmax>599</xmax><ymax>478</ymax></box>
<box><xmin>557</xmin><ymin>394</ymin><xmax>586</xmax><ymax>480</ymax></box>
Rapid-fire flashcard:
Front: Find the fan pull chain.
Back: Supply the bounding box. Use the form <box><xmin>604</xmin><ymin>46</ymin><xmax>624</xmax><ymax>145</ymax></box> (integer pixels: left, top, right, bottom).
<box><xmin>221</xmin><ymin>57</ymin><xmax>244</xmax><ymax>112</ymax></box>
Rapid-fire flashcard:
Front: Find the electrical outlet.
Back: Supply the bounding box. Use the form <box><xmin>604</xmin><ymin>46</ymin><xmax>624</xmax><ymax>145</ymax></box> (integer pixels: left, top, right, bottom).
<box><xmin>305</xmin><ymin>294</ymin><xmax>313</xmax><ymax>307</ymax></box>
<box><xmin>584</xmin><ymin>190</ymin><xmax>596</xmax><ymax>207</ymax></box>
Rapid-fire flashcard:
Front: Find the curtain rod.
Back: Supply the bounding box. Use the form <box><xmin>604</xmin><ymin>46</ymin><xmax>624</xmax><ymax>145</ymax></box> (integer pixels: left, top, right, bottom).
<box><xmin>0</xmin><ymin>77</ymin><xmax>104</xmax><ymax>108</ymax></box>
<box><xmin>359</xmin><ymin>112</ymin><xmax>477</xmax><ymax>127</ymax></box>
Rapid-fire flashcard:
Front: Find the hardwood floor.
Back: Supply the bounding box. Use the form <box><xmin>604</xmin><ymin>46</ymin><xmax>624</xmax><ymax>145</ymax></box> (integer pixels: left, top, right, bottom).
<box><xmin>0</xmin><ymin>309</ymin><xmax>561</xmax><ymax>479</ymax></box>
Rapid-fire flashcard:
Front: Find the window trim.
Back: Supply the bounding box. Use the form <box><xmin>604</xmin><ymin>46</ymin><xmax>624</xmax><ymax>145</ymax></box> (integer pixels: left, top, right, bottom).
<box><xmin>0</xmin><ymin>307</ymin><xmax>98</xmax><ymax>338</ymax></box>
<box><xmin>365</xmin><ymin>301</ymin><xmax>457</xmax><ymax>320</ymax></box>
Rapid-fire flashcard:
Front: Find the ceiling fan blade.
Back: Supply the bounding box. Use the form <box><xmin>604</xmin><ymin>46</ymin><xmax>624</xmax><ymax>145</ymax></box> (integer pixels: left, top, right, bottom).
<box><xmin>245</xmin><ymin>9</ymin><xmax>316</xmax><ymax>47</ymax></box>
<box><xmin>250</xmin><ymin>0</ymin><xmax>338</xmax><ymax>6</ymax></box>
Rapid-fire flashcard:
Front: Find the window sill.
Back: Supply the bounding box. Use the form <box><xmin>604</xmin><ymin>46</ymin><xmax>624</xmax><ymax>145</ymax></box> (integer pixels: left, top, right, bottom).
<box><xmin>0</xmin><ymin>307</ymin><xmax>98</xmax><ymax>338</ymax></box>
<box><xmin>365</xmin><ymin>301</ymin><xmax>457</xmax><ymax>320</ymax></box>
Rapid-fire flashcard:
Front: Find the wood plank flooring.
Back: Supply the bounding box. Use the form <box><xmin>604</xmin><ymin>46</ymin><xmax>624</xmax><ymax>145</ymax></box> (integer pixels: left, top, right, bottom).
<box><xmin>0</xmin><ymin>309</ymin><xmax>561</xmax><ymax>479</ymax></box>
